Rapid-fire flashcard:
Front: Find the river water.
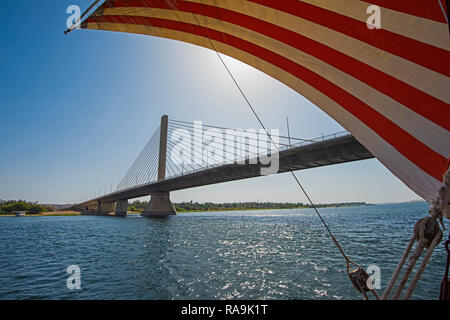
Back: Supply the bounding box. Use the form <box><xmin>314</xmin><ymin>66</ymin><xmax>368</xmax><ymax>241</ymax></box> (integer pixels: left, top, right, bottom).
<box><xmin>0</xmin><ymin>202</ymin><xmax>447</xmax><ymax>300</ymax></box>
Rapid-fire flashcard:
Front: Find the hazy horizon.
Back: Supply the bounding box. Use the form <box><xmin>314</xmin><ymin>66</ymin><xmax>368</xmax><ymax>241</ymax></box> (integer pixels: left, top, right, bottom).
<box><xmin>0</xmin><ymin>1</ymin><xmax>423</xmax><ymax>205</ymax></box>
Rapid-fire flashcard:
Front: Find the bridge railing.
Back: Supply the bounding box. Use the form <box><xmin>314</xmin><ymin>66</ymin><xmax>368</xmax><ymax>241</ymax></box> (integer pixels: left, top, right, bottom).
<box><xmin>285</xmin><ymin>130</ymin><xmax>351</xmax><ymax>150</ymax></box>
<box><xmin>150</xmin><ymin>130</ymin><xmax>352</xmax><ymax>183</ymax></box>
<box><xmin>76</xmin><ymin>129</ymin><xmax>352</xmax><ymax>204</ymax></box>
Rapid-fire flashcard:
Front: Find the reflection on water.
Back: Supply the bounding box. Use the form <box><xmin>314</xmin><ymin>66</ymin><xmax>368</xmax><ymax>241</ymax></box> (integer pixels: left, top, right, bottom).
<box><xmin>0</xmin><ymin>202</ymin><xmax>446</xmax><ymax>300</ymax></box>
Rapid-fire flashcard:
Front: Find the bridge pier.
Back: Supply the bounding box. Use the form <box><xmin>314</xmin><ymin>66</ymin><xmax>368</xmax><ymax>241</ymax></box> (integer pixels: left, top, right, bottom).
<box><xmin>142</xmin><ymin>192</ymin><xmax>177</xmax><ymax>218</ymax></box>
<box><xmin>87</xmin><ymin>201</ymin><xmax>98</xmax><ymax>213</ymax></box>
<box><xmin>114</xmin><ymin>200</ymin><xmax>128</xmax><ymax>217</ymax></box>
<box><xmin>97</xmin><ymin>200</ymin><xmax>114</xmax><ymax>214</ymax></box>
<box><xmin>142</xmin><ymin>116</ymin><xmax>177</xmax><ymax>218</ymax></box>
<box><xmin>80</xmin><ymin>200</ymin><xmax>114</xmax><ymax>215</ymax></box>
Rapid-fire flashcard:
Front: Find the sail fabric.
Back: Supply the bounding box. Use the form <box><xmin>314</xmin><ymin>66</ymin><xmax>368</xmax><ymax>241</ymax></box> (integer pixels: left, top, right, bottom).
<box><xmin>81</xmin><ymin>0</ymin><xmax>450</xmax><ymax>202</ymax></box>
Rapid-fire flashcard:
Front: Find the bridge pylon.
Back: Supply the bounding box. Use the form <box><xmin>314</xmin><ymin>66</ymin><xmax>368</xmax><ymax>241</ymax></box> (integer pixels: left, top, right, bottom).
<box><xmin>114</xmin><ymin>199</ymin><xmax>128</xmax><ymax>217</ymax></box>
<box><xmin>142</xmin><ymin>115</ymin><xmax>177</xmax><ymax>218</ymax></box>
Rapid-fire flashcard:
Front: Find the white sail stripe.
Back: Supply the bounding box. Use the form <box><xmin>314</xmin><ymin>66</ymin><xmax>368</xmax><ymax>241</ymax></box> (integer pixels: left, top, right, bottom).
<box><xmin>92</xmin><ymin>11</ymin><xmax>450</xmax><ymax>158</ymax></box>
<box><xmin>182</xmin><ymin>0</ymin><xmax>449</xmax><ymax>103</ymax></box>
<box><xmin>294</xmin><ymin>0</ymin><xmax>450</xmax><ymax>50</ymax></box>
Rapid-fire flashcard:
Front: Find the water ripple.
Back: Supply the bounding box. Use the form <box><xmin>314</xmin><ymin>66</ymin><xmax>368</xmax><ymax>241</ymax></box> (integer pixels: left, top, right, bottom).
<box><xmin>0</xmin><ymin>202</ymin><xmax>445</xmax><ymax>300</ymax></box>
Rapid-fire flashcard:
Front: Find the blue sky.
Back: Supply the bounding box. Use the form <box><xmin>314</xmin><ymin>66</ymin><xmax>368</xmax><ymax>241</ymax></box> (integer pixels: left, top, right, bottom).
<box><xmin>0</xmin><ymin>1</ymin><xmax>422</xmax><ymax>204</ymax></box>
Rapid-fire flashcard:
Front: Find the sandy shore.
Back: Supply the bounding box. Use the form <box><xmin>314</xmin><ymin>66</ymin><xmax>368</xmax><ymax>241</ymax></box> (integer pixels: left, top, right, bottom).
<box><xmin>0</xmin><ymin>211</ymin><xmax>144</xmax><ymax>217</ymax></box>
<box><xmin>0</xmin><ymin>211</ymin><xmax>81</xmax><ymax>217</ymax></box>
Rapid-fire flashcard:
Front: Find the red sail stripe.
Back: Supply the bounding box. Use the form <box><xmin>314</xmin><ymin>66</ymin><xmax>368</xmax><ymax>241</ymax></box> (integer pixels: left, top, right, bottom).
<box><xmin>357</xmin><ymin>0</ymin><xmax>448</xmax><ymax>23</ymax></box>
<box><xmin>244</xmin><ymin>0</ymin><xmax>450</xmax><ymax>77</ymax></box>
<box><xmin>84</xmin><ymin>15</ymin><xmax>448</xmax><ymax>180</ymax></box>
<box><xmin>108</xmin><ymin>0</ymin><xmax>450</xmax><ymax>131</ymax></box>
<box><xmin>107</xmin><ymin>0</ymin><xmax>450</xmax><ymax>77</ymax></box>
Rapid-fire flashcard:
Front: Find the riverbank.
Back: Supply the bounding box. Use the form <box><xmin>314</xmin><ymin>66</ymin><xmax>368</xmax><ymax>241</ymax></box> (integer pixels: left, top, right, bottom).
<box><xmin>176</xmin><ymin>207</ymin><xmax>308</xmax><ymax>213</ymax></box>
<box><xmin>132</xmin><ymin>201</ymin><xmax>371</xmax><ymax>213</ymax></box>
<box><xmin>0</xmin><ymin>203</ymin><xmax>371</xmax><ymax>216</ymax></box>
<box><xmin>0</xmin><ymin>211</ymin><xmax>81</xmax><ymax>217</ymax></box>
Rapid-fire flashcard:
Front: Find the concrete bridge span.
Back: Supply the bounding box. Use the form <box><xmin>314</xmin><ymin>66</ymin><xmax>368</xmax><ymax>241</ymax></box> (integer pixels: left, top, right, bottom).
<box><xmin>73</xmin><ymin>115</ymin><xmax>373</xmax><ymax>217</ymax></box>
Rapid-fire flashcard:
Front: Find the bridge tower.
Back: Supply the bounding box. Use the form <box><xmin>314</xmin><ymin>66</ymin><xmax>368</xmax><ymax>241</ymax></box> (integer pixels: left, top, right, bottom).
<box><xmin>142</xmin><ymin>115</ymin><xmax>177</xmax><ymax>218</ymax></box>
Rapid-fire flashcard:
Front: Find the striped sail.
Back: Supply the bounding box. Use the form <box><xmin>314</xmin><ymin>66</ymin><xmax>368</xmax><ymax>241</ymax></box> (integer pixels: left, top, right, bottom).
<box><xmin>80</xmin><ymin>0</ymin><xmax>450</xmax><ymax>203</ymax></box>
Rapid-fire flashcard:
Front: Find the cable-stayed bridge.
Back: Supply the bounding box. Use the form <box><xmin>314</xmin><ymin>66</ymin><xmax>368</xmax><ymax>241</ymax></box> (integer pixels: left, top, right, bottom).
<box><xmin>72</xmin><ymin>115</ymin><xmax>373</xmax><ymax>217</ymax></box>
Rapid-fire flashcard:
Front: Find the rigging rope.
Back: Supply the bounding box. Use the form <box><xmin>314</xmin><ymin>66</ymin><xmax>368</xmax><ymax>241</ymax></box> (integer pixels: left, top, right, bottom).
<box><xmin>440</xmin><ymin>231</ymin><xmax>450</xmax><ymax>300</ymax></box>
<box><xmin>64</xmin><ymin>0</ymin><xmax>103</xmax><ymax>34</ymax></box>
<box><xmin>381</xmin><ymin>169</ymin><xmax>448</xmax><ymax>300</ymax></box>
<box><xmin>437</xmin><ymin>0</ymin><xmax>449</xmax><ymax>25</ymax></box>
<box><xmin>190</xmin><ymin>12</ymin><xmax>379</xmax><ymax>299</ymax></box>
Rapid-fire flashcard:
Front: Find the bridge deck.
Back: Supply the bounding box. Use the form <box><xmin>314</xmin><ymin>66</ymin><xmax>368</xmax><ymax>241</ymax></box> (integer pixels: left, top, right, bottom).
<box><xmin>81</xmin><ymin>134</ymin><xmax>373</xmax><ymax>205</ymax></box>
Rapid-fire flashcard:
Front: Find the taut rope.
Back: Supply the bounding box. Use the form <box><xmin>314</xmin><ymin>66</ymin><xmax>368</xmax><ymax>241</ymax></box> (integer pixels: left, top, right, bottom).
<box><xmin>382</xmin><ymin>169</ymin><xmax>449</xmax><ymax>300</ymax></box>
<box><xmin>189</xmin><ymin>12</ymin><xmax>380</xmax><ymax>300</ymax></box>
<box><xmin>64</xmin><ymin>0</ymin><xmax>103</xmax><ymax>35</ymax></box>
<box><xmin>440</xmin><ymin>231</ymin><xmax>450</xmax><ymax>300</ymax></box>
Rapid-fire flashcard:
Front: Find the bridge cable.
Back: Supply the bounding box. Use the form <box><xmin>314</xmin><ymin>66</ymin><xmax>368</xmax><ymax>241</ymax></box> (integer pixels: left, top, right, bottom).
<box><xmin>168</xmin><ymin>125</ymin><xmax>266</xmax><ymax>169</ymax></box>
<box><xmin>132</xmin><ymin>133</ymin><xmax>158</xmax><ymax>186</ymax></box>
<box><xmin>146</xmin><ymin>143</ymin><xmax>161</xmax><ymax>184</ymax></box>
<box><xmin>137</xmin><ymin>131</ymin><xmax>160</xmax><ymax>185</ymax></box>
<box><xmin>168</xmin><ymin>126</ymin><xmax>259</xmax><ymax>174</ymax></box>
<box><xmin>119</xmin><ymin>128</ymin><xmax>158</xmax><ymax>189</ymax></box>
<box><xmin>136</xmin><ymin>137</ymin><xmax>159</xmax><ymax>186</ymax></box>
<box><xmin>168</xmin><ymin>118</ymin><xmax>334</xmax><ymax>151</ymax></box>
<box><xmin>170</xmin><ymin>123</ymin><xmax>283</xmax><ymax>165</ymax></box>
<box><xmin>165</xmin><ymin>138</ymin><xmax>187</xmax><ymax>176</ymax></box>
<box><xmin>167</xmin><ymin>125</ymin><xmax>268</xmax><ymax>163</ymax></box>
<box><xmin>190</xmin><ymin>13</ymin><xmax>378</xmax><ymax>299</ymax></box>
<box><xmin>165</xmin><ymin>135</ymin><xmax>199</xmax><ymax>174</ymax></box>
<box><xmin>117</xmin><ymin>126</ymin><xmax>160</xmax><ymax>190</ymax></box>
<box><xmin>166</xmin><ymin>136</ymin><xmax>224</xmax><ymax>174</ymax></box>
<box><xmin>168</xmin><ymin>121</ymin><xmax>283</xmax><ymax>152</ymax></box>
<box><xmin>166</xmin><ymin>138</ymin><xmax>207</xmax><ymax>173</ymax></box>
<box><xmin>168</xmin><ymin>118</ymin><xmax>316</xmax><ymax>143</ymax></box>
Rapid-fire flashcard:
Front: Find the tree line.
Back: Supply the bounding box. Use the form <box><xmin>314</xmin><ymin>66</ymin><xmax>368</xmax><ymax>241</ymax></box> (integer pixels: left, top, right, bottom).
<box><xmin>0</xmin><ymin>199</ymin><xmax>53</xmax><ymax>214</ymax></box>
<box><xmin>127</xmin><ymin>200</ymin><xmax>368</xmax><ymax>212</ymax></box>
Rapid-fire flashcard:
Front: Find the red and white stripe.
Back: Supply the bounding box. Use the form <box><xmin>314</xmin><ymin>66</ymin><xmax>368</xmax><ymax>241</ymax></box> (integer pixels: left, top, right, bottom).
<box><xmin>81</xmin><ymin>0</ymin><xmax>450</xmax><ymax>202</ymax></box>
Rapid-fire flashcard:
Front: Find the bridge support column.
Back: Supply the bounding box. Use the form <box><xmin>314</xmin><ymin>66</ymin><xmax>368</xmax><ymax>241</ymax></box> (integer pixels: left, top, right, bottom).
<box><xmin>97</xmin><ymin>200</ymin><xmax>114</xmax><ymax>214</ymax></box>
<box><xmin>114</xmin><ymin>200</ymin><xmax>128</xmax><ymax>217</ymax></box>
<box><xmin>80</xmin><ymin>201</ymin><xmax>99</xmax><ymax>215</ymax></box>
<box><xmin>142</xmin><ymin>192</ymin><xmax>177</xmax><ymax>218</ymax></box>
<box><xmin>142</xmin><ymin>115</ymin><xmax>177</xmax><ymax>218</ymax></box>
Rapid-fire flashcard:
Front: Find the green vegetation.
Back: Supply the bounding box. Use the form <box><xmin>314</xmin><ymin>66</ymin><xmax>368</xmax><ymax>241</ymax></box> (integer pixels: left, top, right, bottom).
<box><xmin>0</xmin><ymin>199</ymin><xmax>54</xmax><ymax>215</ymax></box>
<box><xmin>0</xmin><ymin>199</ymin><xmax>369</xmax><ymax>216</ymax></box>
<box><xmin>32</xmin><ymin>211</ymin><xmax>81</xmax><ymax>216</ymax></box>
<box><xmin>127</xmin><ymin>200</ymin><xmax>369</xmax><ymax>212</ymax></box>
